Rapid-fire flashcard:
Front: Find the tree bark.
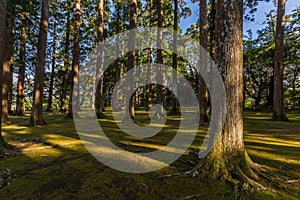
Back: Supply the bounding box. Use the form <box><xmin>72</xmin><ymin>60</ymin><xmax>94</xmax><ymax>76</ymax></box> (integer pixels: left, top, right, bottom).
<box><xmin>95</xmin><ymin>0</ymin><xmax>105</xmax><ymax>119</ymax></box>
<box><xmin>29</xmin><ymin>0</ymin><xmax>50</xmax><ymax>126</ymax></box>
<box><xmin>59</xmin><ymin>0</ymin><xmax>70</xmax><ymax>113</ymax></box>
<box><xmin>154</xmin><ymin>0</ymin><xmax>165</xmax><ymax>120</ymax></box>
<box><xmin>16</xmin><ymin>12</ymin><xmax>27</xmax><ymax>116</ymax></box>
<box><xmin>170</xmin><ymin>0</ymin><xmax>180</xmax><ymax>115</ymax></box>
<box><xmin>272</xmin><ymin>0</ymin><xmax>289</xmax><ymax>121</ymax></box>
<box><xmin>123</xmin><ymin>0</ymin><xmax>137</xmax><ymax>121</ymax></box>
<box><xmin>145</xmin><ymin>0</ymin><xmax>153</xmax><ymax>111</ymax></box>
<box><xmin>46</xmin><ymin>11</ymin><xmax>57</xmax><ymax>112</ymax></box>
<box><xmin>67</xmin><ymin>0</ymin><xmax>81</xmax><ymax>118</ymax></box>
<box><xmin>198</xmin><ymin>0</ymin><xmax>209</xmax><ymax>123</ymax></box>
<box><xmin>193</xmin><ymin>0</ymin><xmax>261</xmax><ymax>186</ymax></box>
<box><xmin>2</xmin><ymin>6</ymin><xmax>14</xmax><ymax>124</ymax></box>
<box><xmin>0</xmin><ymin>0</ymin><xmax>8</xmax><ymax>147</ymax></box>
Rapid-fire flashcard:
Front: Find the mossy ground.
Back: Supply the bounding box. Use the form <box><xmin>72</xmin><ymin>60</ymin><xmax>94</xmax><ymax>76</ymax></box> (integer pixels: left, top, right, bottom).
<box><xmin>0</xmin><ymin>109</ymin><xmax>299</xmax><ymax>199</ymax></box>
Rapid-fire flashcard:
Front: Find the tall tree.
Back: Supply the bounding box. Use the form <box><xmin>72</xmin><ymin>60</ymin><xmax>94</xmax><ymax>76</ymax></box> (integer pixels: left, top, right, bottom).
<box><xmin>193</xmin><ymin>0</ymin><xmax>262</xmax><ymax>186</ymax></box>
<box><xmin>16</xmin><ymin>12</ymin><xmax>27</xmax><ymax>116</ymax></box>
<box><xmin>170</xmin><ymin>0</ymin><xmax>180</xmax><ymax>115</ymax></box>
<box><xmin>198</xmin><ymin>0</ymin><xmax>209</xmax><ymax>123</ymax></box>
<box><xmin>0</xmin><ymin>0</ymin><xmax>8</xmax><ymax>147</ymax></box>
<box><xmin>154</xmin><ymin>0</ymin><xmax>165</xmax><ymax>120</ymax></box>
<box><xmin>59</xmin><ymin>0</ymin><xmax>71</xmax><ymax>113</ymax></box>
<box><xmin>46</xmin><ymin>9</ymin><xmax>57</xmax><ymax>112</ymax></box>
<box><xmin>95</xmin><ymin>0</ymin><xmax>105</xmax><ymax>119</ymax></box>
<box><xmin>145</xmin><ymin>0</ymin><xmax>153</xmax><ymax>111</ymax></box>
<box><xmin>272</xmin><ymin>0</ymin><xmax>289</xmax><ymax>121</ymax></box>
<box><xmin>67</xmin><ymin>0</ymin><xmax>81</xmax><ymax>118</ymax></box>
<box><xmin>2</xmin><ymin>4</ymin><xmax>14</xmax><ymax>124</ymax></box>
<box><xmin>123</xmin><ymin>0</ymin><xmax>137</xmax><ymax>121</ymax></box>
<box><xmin>29</xmin><ymin>0</ymin><xmax>50</xmax><ymax>126</ymax></box>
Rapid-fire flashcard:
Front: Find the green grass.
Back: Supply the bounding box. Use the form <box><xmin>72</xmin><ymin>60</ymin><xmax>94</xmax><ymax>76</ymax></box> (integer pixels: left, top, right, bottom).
<box><xmin>0</xmin><ymin>110</ymin><xmax>299</xmax><ymax>199</ymax></box>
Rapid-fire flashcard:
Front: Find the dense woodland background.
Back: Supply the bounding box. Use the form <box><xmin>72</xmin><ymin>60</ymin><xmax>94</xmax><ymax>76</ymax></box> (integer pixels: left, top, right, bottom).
<box><xmin>0</xmin><ymin>0</ymin><xmax>299</xmax><ymax>199</ymax></box>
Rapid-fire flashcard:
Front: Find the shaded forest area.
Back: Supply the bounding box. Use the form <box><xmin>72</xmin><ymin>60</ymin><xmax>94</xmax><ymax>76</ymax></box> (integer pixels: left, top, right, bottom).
<box><xmin>0</xmin><ymin>0</ymin><xmax>299</xmax><ymax>199</ymax></box>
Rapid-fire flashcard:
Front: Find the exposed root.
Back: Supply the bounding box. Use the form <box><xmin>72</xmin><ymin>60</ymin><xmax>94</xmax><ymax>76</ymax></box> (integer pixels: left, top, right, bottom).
<box><xmin>190</xmin><ymin>154</ymin><xmax>269</xmax><ymax>195</ymax></box>
<box><xmin>237</xmin><ymin>167</ymin><xmax>266</xmax><ymax>190</ymax></box>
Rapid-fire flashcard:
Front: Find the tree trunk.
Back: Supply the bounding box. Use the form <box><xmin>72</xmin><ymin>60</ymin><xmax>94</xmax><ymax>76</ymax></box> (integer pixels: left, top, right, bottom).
<box><xmin>67</xmin><ymin>0</ymin><xmax>80</xmax><ymax>118</ymax></box>
<box><xmin>46</xmin><ymin>11</ymin><xmax>57</xmax><ymax>112</ymax></box>
<box><xmin>209</xmin><ymin>0</ymin><xmax>216</xmax><ymax>58</ymax></box>
<box><xmin>29</xmin><ymin>0</ymin><xmax>50</xmax><ymax>126</ymax></box>
<box><xmin>123</xmin><ymin>0</ymin><xmax>137</xmax><ymax>121</ymax></box>
<box><xmin>2</xmin><ymin>6</ymin><xmax>14</xmax><ymax>124</ymax></box>
<box><xmin>59</xmin><ymin>0</ymin><xmax>70</xmax><ymax>113</ymax></box>
<box><xmin>198</xmin><ymin>0</ymin><xmax>209</xmax><ymax>123</ymax></box>
<box><xmin>154</xmin><ymin>0</ymin><xmax>165</xmax><ymax>120</ymax></box>
<box><xmin>193</xmin><ymin>0</ymin><xmax>261</xmax><ymax>187</ymax></box>
<box><xmin>16</xmin><ymin>12</ymin><xmax>27</xmax><ymax>116</ymax></box>
<box><xmin>95</xmin><ymin>0</ymin><xmax>105</xmax><ymax>119</ymax></box>
<box><xmin>272</xmin><ymin>0</ymin><xmax>289</xmax><ymax>121</ymax></box>
<box><xmin>0</xmin><ymin>0</ymin><xmax>8</xmax><ymax>147</ymax></box>
<box><xmin>145</xmin><ymin>0</ymin><xmax>153</xmax><ymax>111</ymax></box>
<box><xmin>170</xmin><ymin>0</ymin><xmax>180</xmax><ymax>115</ymax></box>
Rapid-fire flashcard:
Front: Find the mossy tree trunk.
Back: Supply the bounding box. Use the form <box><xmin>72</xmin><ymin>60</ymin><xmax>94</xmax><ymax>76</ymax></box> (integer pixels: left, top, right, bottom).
<box><xmin>30</xmin><ymin>0</ymin><xmax>50</xmax><ymax>126</ymax></box>
<box><xmin>193</xmin><ymin>0</ymin><xmax>262</xmax><ymax>187</ymax></box>
<box><xmin>272</xmin><ymin>0</ymin><xmax>289</xmax><ymax>121</ymax></box>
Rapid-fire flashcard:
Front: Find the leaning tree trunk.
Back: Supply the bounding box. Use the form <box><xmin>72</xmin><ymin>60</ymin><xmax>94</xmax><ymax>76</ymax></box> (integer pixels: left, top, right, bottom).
<box><xmin>272</xmin><ymin>0</ymin><xmax>288</xmax><ymax>121</ymax></box>
<box><xmin>59</xmin><ymin>1</ymin><xmax>70</xmax><ymax>113</ymax></box>
<box><xmin>46</xmin><ymin>11</ymin><xmax>57</xmax><ymax>112</ymax></box>
<box><xmin>123</xmin><ymin>0</ymin><xmax>137</xmax><ymax>121</ymax></box>
<box><xmin>16</xmin><ymin>12</ymin><xmax>27</xmax><ymax>116</ymax></box>
<box><xmin>0</xmin><ymin>0</ymin><xmax>8</xmax><ymax>147</ymax></box>
<box><xmin>95</xmin><ymin>0</ymin><xmax>105</xmax><ymax>119</ymax></box>
<box><xmin>30</xmin><ymin>0</ymin><xmax>50</xmax><ymax>126</ymax></box>
<box><xmin>67</xmin><ymin>0</ymin><xmax>80</xmax><ymax>118</ymax></box>
<box><xmin>154</xmin><ymin>0</ymin><xmax>165</xmax><ymax>120</ymax></box>
<box><xmin>2</xmin><ymin>6</ymin><xmax>14</xmax><ymax>124</ymax></box>
<box><xmin>193</xmin><ymin>0</ymin><xmax>262</xmax><ymax>187</ymax></box>
<box><xmin>198</xmin><ymin>0</ymin><xmax>209</xmax><ymax>123</ymax></box>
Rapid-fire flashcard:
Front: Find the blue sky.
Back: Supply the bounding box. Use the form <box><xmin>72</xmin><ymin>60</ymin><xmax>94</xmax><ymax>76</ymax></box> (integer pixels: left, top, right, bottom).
<box><xmin>179</xmin><ymin>0</ymin><xmax>300</xmax><ymax>38</ymax></box>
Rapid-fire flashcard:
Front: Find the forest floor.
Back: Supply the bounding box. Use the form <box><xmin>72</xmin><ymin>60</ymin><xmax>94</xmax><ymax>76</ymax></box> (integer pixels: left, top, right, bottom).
<box><xmin>0</xmin><ymin>109</ymin><xmax>299</xmax><ymax>199</ymax></box>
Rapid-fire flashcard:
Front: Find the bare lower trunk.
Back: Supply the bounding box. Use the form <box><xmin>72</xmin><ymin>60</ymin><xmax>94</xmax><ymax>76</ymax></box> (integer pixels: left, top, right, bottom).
<box><xmin>272</xmin><ymin>0</ymin><xmax>288</xmax><ymax>121</ymax></box>
<box><xmin>30</xmin><ymin>0</ymin><xmax>50</xmax><ymax>126</ymax></box>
